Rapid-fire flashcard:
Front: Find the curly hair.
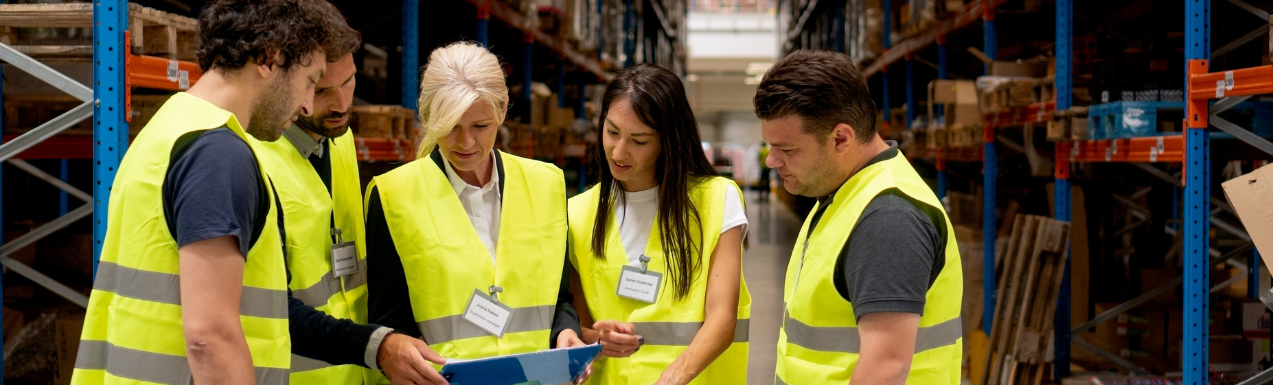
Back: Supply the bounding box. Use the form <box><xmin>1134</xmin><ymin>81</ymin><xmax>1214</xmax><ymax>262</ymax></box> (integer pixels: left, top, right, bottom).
<box><xmin>196</xmin><ymin>0</ymin><xmax>360</xmax><ymax>72</ymax></box>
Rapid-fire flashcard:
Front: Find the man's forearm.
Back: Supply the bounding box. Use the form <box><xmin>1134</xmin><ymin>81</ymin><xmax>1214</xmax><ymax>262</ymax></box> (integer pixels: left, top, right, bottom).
<box><xmin>186</xmin><ymin>328</ymin><xmax>256</xmax><ymax>385</ymax></box>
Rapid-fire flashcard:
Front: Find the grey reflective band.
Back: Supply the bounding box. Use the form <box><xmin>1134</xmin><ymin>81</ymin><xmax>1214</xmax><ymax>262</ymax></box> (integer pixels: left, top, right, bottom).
<box><xmin>291</xmin><ymin>258</ymin><xmax>368</xmax><ymax>307</ymax></box>
<box><xmin>632</xmin><ymin>318</ymin><xmax>750</xmax><ymax>346</ymax></box>
<box><xmin>290</xmin><ymin>354</ymin><xmax>335</xmax><ymax>372</ymax></box>
<box><xmin>94</xmin><ymin>261</ymin><xmax>288</xmax><ymax>319</ymax></box>
<box><xmin>75</xmin><ymin>340</ymin><xmax>288</xmax><ymax>384</ymax></box>
<box><xmin>344</xmin><ymin>257</ymin><xmax>369</xmax><ymax>291</ymax></box>
<box><xmin>776</xmin><ymin>376</ymin><xmax>789</xmax><ymax>385</ymax></box>
<box><xmin>783</xmin><ymin>314</ymin><xmax>961</xmax><ymax>354</ymax></box>
<box><xmin>417</xmin><ymin>304</ymin><xmax>554</xmax><ymax>344</ymax></box>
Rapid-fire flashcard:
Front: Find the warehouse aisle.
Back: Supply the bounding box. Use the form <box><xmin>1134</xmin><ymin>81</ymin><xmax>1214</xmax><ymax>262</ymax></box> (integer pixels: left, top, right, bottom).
<box><xmin>742</xmin><ymin>192</ymin><xmax>804</xmax><ymax>384</ymax></box>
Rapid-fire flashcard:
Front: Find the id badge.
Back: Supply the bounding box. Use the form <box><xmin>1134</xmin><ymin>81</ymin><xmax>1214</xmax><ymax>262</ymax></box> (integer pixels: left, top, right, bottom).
<box><xmin>330</xmin><ymin>242</ymin><xmax>358</xmax><ymax>278</ymax></box>
<box><xmin>462</xmin><ymin>289</ymin><xmax>514</xmax><ymax>337</ymax></box>
<box><xmin>616</xmin><ymin>265</ymin><xmax>662</xmax><ymax>303</ymax></box>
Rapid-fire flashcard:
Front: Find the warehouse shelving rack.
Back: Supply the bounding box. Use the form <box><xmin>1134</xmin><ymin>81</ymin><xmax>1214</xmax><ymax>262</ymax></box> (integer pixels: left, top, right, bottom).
<box><xmin>786</xmin><ymin>0</ymin><xmax>1273</xmax><ymax>382</ymax></box>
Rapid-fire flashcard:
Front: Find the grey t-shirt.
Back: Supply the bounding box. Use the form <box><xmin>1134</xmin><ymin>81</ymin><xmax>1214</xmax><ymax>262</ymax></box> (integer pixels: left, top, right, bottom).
<box><xmin>808</xmin><ymin>141</ymin><xmax>947</xmax><ymax>320</ymax></box>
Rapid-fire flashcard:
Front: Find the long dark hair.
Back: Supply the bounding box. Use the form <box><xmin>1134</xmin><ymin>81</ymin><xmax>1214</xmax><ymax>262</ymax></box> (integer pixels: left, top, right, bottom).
<box><xmin>590</xmin><ymin>64</ymin><xmax>718</xmax><ymax>301</ymax></box>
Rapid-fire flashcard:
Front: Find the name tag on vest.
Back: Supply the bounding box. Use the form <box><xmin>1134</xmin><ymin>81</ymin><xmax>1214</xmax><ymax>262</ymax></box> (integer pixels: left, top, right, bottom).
<box><xmin>616</xmin><ymin>265</ymin><xmax>662</xmax><ymax>303</ymax></box>
<box><xmin>463</xmin><ymin>289</ymin><xmax>514</xmax><ymax>338</ymax></box>
<box><xmin>331</xmin><ymin>242</ymin><xmax>358</xmax><ymax>278</ymax></box>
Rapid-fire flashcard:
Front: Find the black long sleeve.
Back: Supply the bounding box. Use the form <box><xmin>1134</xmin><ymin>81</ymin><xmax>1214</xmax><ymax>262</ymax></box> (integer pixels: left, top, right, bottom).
<box><xmin>287</xmin><ymin>270</ymin><xmax>383</xmax><ymax>367</ymax></box>
<box><xmin>365</xmin><ymin>186</ymin><xmax>423</xmax><ymax>338</ymax></box>
<box><xmin>549</xmin><ymin>261</ymin><xmax>582</xmax><ymax>348</ymax></box>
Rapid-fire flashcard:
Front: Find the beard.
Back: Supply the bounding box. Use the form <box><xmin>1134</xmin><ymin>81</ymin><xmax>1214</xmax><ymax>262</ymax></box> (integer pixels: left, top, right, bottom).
<box><xmin>296</xmin><ymin>108</ymin><xmax>350</xmax><ymax>138</ymax></box>
<box><xmin>245</xmin><ymin>70</ymin><xmax>296</xmax><ymax>142</ymax></box>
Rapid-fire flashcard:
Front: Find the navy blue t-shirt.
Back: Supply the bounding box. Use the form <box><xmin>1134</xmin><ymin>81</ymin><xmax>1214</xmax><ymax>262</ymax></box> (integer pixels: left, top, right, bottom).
<box><xmin>162</xmin><ymin>128</ymin><xmax>265</xmax><ymax>256</ymax></box>
<box><xmin>159</xmin><ymin>127</ymin><xmax>380</xmax><ymax>368</ymax></box>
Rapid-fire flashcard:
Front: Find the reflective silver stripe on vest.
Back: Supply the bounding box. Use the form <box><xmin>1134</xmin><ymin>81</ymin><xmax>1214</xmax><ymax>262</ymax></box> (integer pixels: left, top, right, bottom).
<box><xmin>75</xmin><ymin>340</ymin><xmax>289</xmax><ymax>385</ymax></box>
<box><xmin>290</xmin><ymin>354</ymin><xmax>335</xmax><ymax>372</ymax></box>
<box><xmin>417</xmin><ymin>304</ymin><xmax>555</xmax><ymax>345</ymax></box>
<box><xmin>776</xmin><ymin>375</ymin><xmax>789</xmax><ymax>385</ymax></box>
<box><xmin>290</xmin><ymin>257</ymin><xmax>368</xmax><ymax>307</ymax></box>
<box><xmin>94</xmin><ymin>261</ymin><xmax>288</xmax><ymax>319</ymax></box>
<box><xmin>783</xmin><ymin>314</ymin><xmax>961</xmax><ymax>353</ymax></box>
<box><xmin>631</xmin><ymin>318</ymin><xmax>750</xmax><ymax>346</ymax></box>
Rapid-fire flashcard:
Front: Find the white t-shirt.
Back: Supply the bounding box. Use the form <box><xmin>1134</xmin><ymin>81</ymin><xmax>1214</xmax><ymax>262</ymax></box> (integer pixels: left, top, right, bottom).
<box><xmin>443</xmin><ymin>153</ymin><xmax>502</xmax><ymax>264</ymax></box>
<box><xmin>614</xmin><ymin>184</ymin><xmax>748</xmax><ymax>265</ymax></box>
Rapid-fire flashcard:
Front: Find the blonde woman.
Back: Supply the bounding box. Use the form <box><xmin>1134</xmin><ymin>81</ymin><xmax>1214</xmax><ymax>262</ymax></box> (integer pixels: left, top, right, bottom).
<box><xmin>365</xmin><ymin>42</ymin><xmax>589</xmax><ymax>385</ymax></box>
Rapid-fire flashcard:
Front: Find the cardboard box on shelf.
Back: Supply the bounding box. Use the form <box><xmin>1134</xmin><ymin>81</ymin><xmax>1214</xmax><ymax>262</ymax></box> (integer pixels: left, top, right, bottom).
<box><xmin>52</xmin><ymin>312</ymin><xmax>85</xmax><ymax>385</ymax></box>
<box><xmin>1222</xmin><ymin>163</ymin><xmax>1273</xmax><ymax>274</ymax></box>
<box><xmin>1139</xmin><ymin>268</ymin><xmax>1180</xmax><ymax>304</ymax></box>
<box><xmin>991</xmin><ymin>60</ymin><xmax>1050</xmax><ymax>78</ymax></box>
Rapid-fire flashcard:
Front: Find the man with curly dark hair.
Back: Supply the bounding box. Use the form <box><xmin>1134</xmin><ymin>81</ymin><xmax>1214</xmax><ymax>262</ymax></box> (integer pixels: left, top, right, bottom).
<box><xmin>72</xmin><ymin>1</ymin><xmax>448</xmax><ymax>385</ymax></box>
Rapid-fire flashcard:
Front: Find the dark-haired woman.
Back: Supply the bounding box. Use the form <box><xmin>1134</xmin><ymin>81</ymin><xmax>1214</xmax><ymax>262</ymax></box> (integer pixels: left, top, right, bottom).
<box><xmin>567</xmin><ymin>63</ymin><xmax>750</xmax><ymax>385</ymax></box>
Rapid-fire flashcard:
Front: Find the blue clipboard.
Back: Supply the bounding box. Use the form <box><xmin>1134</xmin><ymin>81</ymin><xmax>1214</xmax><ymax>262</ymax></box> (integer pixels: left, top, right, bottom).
<box><xmin>439</xmin><ymin>343</ymin><xmax>602</xmax><ymax>385</ymax></box>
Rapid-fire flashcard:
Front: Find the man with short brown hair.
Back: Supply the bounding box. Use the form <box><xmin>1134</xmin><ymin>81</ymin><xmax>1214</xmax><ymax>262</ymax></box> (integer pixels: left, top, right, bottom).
<box><xmin>757</xmin><ymin>50</ymin><xmax>964</xmax><ymax>385</ymax></box>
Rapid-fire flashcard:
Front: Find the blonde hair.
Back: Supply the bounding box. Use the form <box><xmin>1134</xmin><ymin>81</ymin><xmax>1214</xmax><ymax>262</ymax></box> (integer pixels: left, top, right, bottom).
<box><xmin>415</xmin><ymin>42</ymin><xmax>509</xmax><ymax>159</ymax></box>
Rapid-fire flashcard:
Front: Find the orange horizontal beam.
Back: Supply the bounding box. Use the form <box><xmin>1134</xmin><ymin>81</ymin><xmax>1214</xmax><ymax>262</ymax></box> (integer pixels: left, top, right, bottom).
<box><xmin>862</xmin><ymin>0</ymin><xmax>1009</xmax><ymax>77</ymax></box>
<box><xmin>1057</xmin><ymin>135</ymin><xmax>1184</xmax><ymax>164</ymax></box>
<box><xmin>983</xmin><ymin>101</ymin><xmax>1057</xmax><ymax>128</ymax></box>
<box><xmin>1188</xmin><ymin>64</ymin><xmax>1273</xmax><ymax>101</ymax></box>
<box><xmin>354</xmin><ymin>138</ymin><xmax>416</xmax><ymax>162</ymax></box>
<box><xmin>127</xmin><ymin>53</ymin><xmax>202</xmax><ymax>91</ymax></box>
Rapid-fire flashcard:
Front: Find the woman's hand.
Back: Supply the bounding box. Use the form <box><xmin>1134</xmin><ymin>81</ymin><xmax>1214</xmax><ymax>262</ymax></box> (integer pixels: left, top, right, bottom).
<box><xmin>592</xmin><ymin>320</ymin><xmax>643</xmax><ymax>357</ymax></box>
<box><xmin>555</xmin><ymin>329</ymin><xmax>595</xmax><ymax>384</ymax></box>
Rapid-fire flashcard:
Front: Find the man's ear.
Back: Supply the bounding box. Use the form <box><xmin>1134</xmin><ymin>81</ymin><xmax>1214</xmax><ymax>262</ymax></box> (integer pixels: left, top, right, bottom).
<box><xmin>255</xmin><ymin>51</ymin><xmax>286</xmax><ymax>79</ymax></box>
<box><xmin>831</xmin><ymin>123</ymin><xmax>856</xmax><ymax>154</ymax></box>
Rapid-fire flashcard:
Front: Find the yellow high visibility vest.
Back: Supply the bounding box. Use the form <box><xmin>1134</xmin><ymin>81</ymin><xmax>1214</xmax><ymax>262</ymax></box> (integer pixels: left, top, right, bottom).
<box><xmin>567</xmin><ymin>176</ymin><xmax>751</xmax><ymax>385</ymax></box>
<box><xmin>776</xmin><ymin>152</ymin><xmax>963</xmax><ymax>385</ymax></box>
<box><xmin>367</xmin><ymin>150</ymin><xmax>567</xmax><ymax>362</ymax></box>
<box><xmin>250</xmin><ymin>128</ymin><xmax>368</xmax><ymax>384</ymax></box>
<box><xmin>72</xmin><ymin>92</ymin><xmax>290</xmax><ymax>385</ymax></box>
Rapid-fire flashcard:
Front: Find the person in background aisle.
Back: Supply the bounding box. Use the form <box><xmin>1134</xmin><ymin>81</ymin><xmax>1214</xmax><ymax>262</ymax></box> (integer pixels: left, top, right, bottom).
<box><xmin>756</xmin><ymin>50</ymin><xmax>963</xmax><ymax>385</ymax></box>
<box><xmin>365</xmin><ymin>41</ymin><xmax>591</xmax><ymax>384</ymax></box>
<box><xmin>566</xmin><ymin>63</ymin><xmax>751</xmax><ymax>385</ymax></box>
<box><xmin>73</xmin><ymin>1</ymin><xmax>448</xmax><ymax>384</ymax></box>
<box><xmin>757</xmin><ymin>143</ymin><xmax>772</xmax><ymax>201</ymax></box>
<box><xmin>245</xmin><ymin>13</ymin><xmax>395</xmax><ymax>385</ymax></box>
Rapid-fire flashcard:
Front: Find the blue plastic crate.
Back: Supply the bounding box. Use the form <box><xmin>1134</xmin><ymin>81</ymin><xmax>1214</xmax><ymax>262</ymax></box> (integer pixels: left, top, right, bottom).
<box><xmin>1086</xmin><ymin>101</ymin><xmax>1183</xmax><ymax>139</ymax></box>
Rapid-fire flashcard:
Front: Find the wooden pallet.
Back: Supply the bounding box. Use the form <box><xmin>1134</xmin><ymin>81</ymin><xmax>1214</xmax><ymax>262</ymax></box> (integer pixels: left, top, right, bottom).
<box><xmin>979</xmin><ymin>214</ymin><xmax>1071</xmax><ymax>385</ymax></box>
<box><xmin>0</xmin><ymin>3</ymin><xmax>196</xmax><ymax>61</ymax></box>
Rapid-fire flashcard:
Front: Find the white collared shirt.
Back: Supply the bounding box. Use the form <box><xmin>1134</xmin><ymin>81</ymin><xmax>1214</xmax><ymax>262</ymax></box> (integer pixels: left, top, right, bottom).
<box><xmin>443</xmin><ymin>152</ymin><xmax>502</xmax><ymax>264</ymax></box>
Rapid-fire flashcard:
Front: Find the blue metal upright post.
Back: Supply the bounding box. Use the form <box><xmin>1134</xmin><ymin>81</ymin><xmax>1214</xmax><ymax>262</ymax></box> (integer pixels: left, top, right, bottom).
<box><xmin>1184</xmin><ymin>0</ymin><xmax>1211</xmax><ymax>382</ymax></box>
<box><xmin>833</xmin><ymin>1</ymin><xmax>845</xmax><ymax>53</ymax></box>
<box><xmin>93</xmin><ymin>0</ymin><xmax>126</xmax><ymax>275</ymax></box>
<box><xmin>477</xmin><ymin>2</ymin><xmax>489</xmax><ymax>47</ymax></box>
<box><xmin>981</xmin><ymin>0</ymin><xmax>998</xmax><ymax>335</ymax></box>
<box><xmin>59</xmin><ymin>160</ymin><xmax>68</xmax><ymax>215</ymax></box>
<box><xmin>883</xmin><ymin>0</ymin><xmax>891</xmax><ymax>51</ymax></box>
<box><xmin>624</xmin><ymin>0</ymin><xmax>634</xmax><ymax>67</ymax></box>
<box><xmin>1251</xmin><ymin>250</ymin><xmax>1261</xmax><ymax>299</ymax></box>
<box><xmin>905</xmin><ymin>55</ymin><xmax>915</xmax><ymax>130</ymax></box>
<box><xmin>882</xmin><ymin>66</ymin><xmax>891</xmax><ymax>129</ymax></box>
<box><xmin>1054</xmin><ymin>0</ymin><xmax>1073</xmax><ymax>377</ymax></box>
<box><xmin>935</xmin><ymin>36</ymin><xmax>948</xmax><ymax>200</ymax></box>
<box><xmin>984</xmin><ymin>3</ymin><xmax>996</xmax><ymax>75</ymax></box>
<box><xmin>578</xmin><ymin>72</ymin><xmax>588</xmax><ymax>193</ymax></box>
<box><xmin>558</xmin><ymin>56</ymin><xmax>567</xmax><ymax>108</ymax></box>
<box><xmin>524</xmin><ymin>33</ymin><xmax>535</xmax><ymax>156</ymax></box>
<box><xmin>937</xmin><ymin>35</ymin><xmax>947</xmax><ymax>119</ymax></box>
<box><xmin>597</xmin><ymin>0</ymin><xmax>605</xmax><ymax>60</ymax></box>
<box><xmin>402</xmin><ymin>0</ymin><xmax>419</xmax><ymax>110</ymax></box>
<box><xmin>881</xmin><ymin>0</ymin><xmax>892</xmax><ymax>131</ymax></box>
<box><xmin>982</xmin><ymin>129</ymin><xmax>996</xmax><ymax>335</ymax></box>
